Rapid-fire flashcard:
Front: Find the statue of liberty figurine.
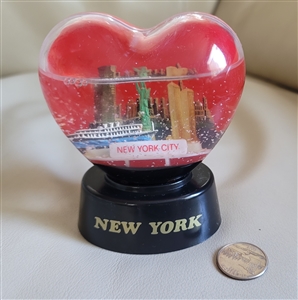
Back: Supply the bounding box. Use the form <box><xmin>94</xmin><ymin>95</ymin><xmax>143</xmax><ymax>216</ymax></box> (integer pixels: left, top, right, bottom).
<box><xmin>134</xmin><ymin>67</ymin><xmax>152</xmax><ymax>131</ymax></box>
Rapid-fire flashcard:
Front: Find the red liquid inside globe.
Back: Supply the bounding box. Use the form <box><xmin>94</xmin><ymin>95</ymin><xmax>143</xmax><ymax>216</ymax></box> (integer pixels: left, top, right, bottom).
<box><xmin>39</xmin><ymin>13</ymin><xmax>245</xmax><ymax>168</ymax></box>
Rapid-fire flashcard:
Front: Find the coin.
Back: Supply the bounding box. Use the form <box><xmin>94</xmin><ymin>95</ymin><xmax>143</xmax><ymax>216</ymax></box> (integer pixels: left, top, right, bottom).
<box><xmin>217</xmin><ymin>242</ymin><xmax>268</xmax><ymax>280</ymax></box>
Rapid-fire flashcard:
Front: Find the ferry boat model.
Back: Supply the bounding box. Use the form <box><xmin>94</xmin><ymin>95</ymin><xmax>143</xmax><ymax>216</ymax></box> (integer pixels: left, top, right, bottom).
<box><xmin>68</xmin><ymin>122</ymin><xmax>157</xmax><ymax>149</ymax></box>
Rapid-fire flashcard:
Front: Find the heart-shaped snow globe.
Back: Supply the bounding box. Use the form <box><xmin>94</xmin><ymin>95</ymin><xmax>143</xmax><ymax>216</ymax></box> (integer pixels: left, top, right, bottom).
<box><xmin>39</xmin><ymin>12</ymin><xmax>245</xmax><ymax>254</ymax></box>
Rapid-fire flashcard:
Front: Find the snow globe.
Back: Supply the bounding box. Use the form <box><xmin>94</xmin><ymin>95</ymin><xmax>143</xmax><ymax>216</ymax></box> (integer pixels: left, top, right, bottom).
<box><xmin>39</xmin><ymin>12</ymin><xmax>245</xmax><ymax>253</ymax></box>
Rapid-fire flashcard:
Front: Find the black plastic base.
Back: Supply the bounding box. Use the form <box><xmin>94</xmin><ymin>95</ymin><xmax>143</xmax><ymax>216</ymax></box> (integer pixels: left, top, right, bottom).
<box><xmin>78</xmin><ymin>163</ymin><xmax>221</xmax><ymax>254</ymax></box>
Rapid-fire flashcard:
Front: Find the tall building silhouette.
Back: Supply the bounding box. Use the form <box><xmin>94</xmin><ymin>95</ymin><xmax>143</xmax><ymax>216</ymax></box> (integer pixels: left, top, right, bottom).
<box><xmin>167</xmin><ymin>82</ymin><xmax>197</xmax><ymax>142</ymax></box>
<box><xmin>126</xmin><ymin>99</ymin><xmax>138</xmax><ymax>119</ymax></box>
<box><xmin>195</xmin><ymin>96</ymin><xmax>213</xmax><ymax>122</ymax></box>
<box><xmin>94</xmin><ymin>65</ymin><xmax>117</xmax><ymax>123</ymax></box>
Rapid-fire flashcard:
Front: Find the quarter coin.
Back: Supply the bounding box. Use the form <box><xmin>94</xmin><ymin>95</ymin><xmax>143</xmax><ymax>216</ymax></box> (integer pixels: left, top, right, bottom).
<box><xmin>217</xmin><ymin>242</ymin><xmax>268</xmax><ymax>280</ymax></box>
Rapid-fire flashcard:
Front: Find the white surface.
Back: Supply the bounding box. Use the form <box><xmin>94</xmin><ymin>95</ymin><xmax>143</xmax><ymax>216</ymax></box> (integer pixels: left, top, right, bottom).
<box><xmin>2</xmin><ymin>73</ymin><xmax>297</xmax><ymax>299</ymax></box>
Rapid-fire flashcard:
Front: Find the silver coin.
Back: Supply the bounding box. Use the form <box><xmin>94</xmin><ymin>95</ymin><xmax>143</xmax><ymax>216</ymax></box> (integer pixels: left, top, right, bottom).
<box><xmin>217</xmin><ymin>242</ymin><xmax>268</xmax><ymax>280</ymax></box>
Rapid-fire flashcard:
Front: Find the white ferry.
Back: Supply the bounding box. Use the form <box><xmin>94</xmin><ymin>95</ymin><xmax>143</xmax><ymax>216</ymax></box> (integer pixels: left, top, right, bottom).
<box><xmin>68</xmin><ymin>122</ymin><xmax>156</xmax><ymax>144</ymax></box>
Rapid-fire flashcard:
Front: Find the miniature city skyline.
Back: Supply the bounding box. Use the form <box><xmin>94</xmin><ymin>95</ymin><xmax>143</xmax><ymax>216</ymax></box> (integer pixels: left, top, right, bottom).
<box><xmin>94</xmin><ymin>64</ymin><xmax>214</xmax><ymax>142</ymax></box>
